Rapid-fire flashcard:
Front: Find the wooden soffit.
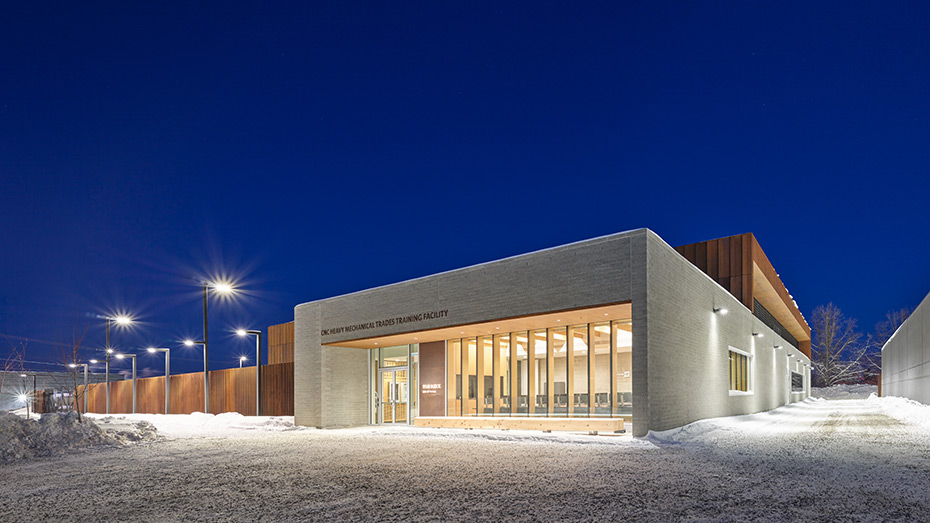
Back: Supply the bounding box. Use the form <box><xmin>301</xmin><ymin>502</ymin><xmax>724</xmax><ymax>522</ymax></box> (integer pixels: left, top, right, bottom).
<box><xmin>750</xmin><ymin>235</ymin><xmax>811</xmax><ymax>342</ymax></box>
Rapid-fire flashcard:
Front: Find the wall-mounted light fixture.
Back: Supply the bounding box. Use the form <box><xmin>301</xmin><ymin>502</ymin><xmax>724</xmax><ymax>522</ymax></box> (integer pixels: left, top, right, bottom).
<box><xmin>752</xmin><ymin>332</ymin><xmax>763</xmax><ymax>338</ymax></box>
<box><xmin>713</xmin><ymin>307</ymin><xmax>728</xmax><ymax>315</ymax></box>
<box><xmin>774</xmin><ymin>345</ymin><xmax>783</xmax><ymax>349</ymax></box>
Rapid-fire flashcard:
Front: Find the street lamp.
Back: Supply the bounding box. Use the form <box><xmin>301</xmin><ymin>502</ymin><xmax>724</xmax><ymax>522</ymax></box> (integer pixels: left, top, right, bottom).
<box><xmin>147</xmin><ymin>348</ymin><xmax>171</xmax><ymax>414</ymax></box>
<box><xmin>68</xmin><ymin>363</ymin><xmax>90</xmax><ymax>414</ymax></box>
<box><xmin>199</xmin><ymin>280</ymin><xmax>235</xmax><ymax>414</ymax></box>
<box><xmin>239</xmin><ymin>356</ymin><xmax>247</xmax><ymax>368</ymax></box>
<box><xmin>19</xmin><ymin>373</ymin><xmax>36</xmax><ymax>419</ymax></box>
<box><xmin>104</xmin><ymin>315</ymin><xmax>133</xmax><ymax>414</ymax></box>
<box><xmin>184</xmin><ymin>339</ymin><xmax>208</xmax><ymax>412</ymax></box>
<box><xmin>115</xmin><ymin>353</ymin><xmax>138</xmax><ymax>414</ymax></box>
<box><xmin>236</xmin><ymin>329</ymin><xmax>263</xmax><ymax>416</ymax></box>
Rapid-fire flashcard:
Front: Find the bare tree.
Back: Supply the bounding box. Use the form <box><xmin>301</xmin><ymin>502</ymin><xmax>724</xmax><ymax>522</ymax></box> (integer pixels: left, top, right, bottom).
<box><xmin>54</xmin><ymin>321</ymin><xmax>90</xmax><ymax>420</ymax></box>
<box><xmin>810</xmin><ymin>303</ymin><xmax>866</xmax><ymax>387</ymax></box>
<box><xmin>873</xmin><ymin>308</ymin><xmax>913</xmax><ymax>349</ymax></box>
<box><xmin>862</xmin><ymin>307</ymin><xmax>913</xmax><ymax>385</ymax></box>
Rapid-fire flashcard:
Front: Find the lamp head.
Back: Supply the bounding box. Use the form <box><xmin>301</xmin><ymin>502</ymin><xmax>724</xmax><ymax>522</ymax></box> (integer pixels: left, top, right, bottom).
<box><xmin>115</xmin><ymin>354</ymin><xmax>125</xmax><ymax>359</ymax></box>
<box><xmin>19</xmin><ymin>374</ymin><xmax>27</xmax><ymax>378</ymax></box>
<box><xmin>713</xmin><ymin>307</ymin><xmax>728</xmax><ymax>315</ymax></box>
<box><xmin>184</xmin><ymin>340</ymin><xmax>195</xmax><ymax>347</ymax></box>
<box><xmin>211</xmin><ymin>281</ymin><xmax>235</xmax><ymax>295</ymax></box>
<box><xmin>90</xmin><ymin>359</ymin><xmax>99</xmax><ymax>364</ymax></box>
<box><xmin>68</xmin><ymin>363</ymin><xmax>77</xmax><ymax>368</ymax></box>
<box><xmin>147</xmin><ymin>347</ymin><xmax>157</xmax><ymax>353</ymax></box>
<box><xmin>114</xmin><ymin>316</ymin><xmax>133</xmax><ymax>326</ymax></box>
<box><xmin>236</xmin><ymin>329</ymin><xmax>247</xmax><ymax>337</ymax></box>
<box><xmin>106</xmin><ymin>348</ymin><xmax>114</xmax><ymax>354</ymax></box>
<box><xmin>239</xmin><ymin>356</ymin><xmax>247</xmax><ymax>362</ymax></box>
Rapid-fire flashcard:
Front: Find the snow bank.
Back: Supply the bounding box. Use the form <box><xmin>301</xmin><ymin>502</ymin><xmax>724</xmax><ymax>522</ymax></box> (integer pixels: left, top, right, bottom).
<box><xmin>0</xmin><ymin>411</ymin><xmax>156</xmax><ymax>463</ymax></box>
<box><xmin>85</xmin><ymin>412</ymin><xmax>308</xmax><ymax>438</ymax></box>
<box><xmin>870</xmin><ymin>394</ymin><xmax>930</xmax><ymax>430</ymax></box>
<box><xmin>810</xmin><ymin>383</ymin><xmax>878</xmax><ymax>399</ymax></box>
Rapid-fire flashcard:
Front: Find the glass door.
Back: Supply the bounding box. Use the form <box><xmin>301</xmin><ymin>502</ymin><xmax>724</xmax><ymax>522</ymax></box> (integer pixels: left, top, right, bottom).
<box><xmin>380</xmin><ymin>369</ymin><xmax>408</xmax><ymax>424</ymax></box>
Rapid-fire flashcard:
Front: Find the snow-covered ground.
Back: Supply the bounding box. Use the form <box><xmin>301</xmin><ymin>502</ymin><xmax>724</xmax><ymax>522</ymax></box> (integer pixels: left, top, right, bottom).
<box><xmin>84</xmin><ymin>411</ymin><xmax>306</xmax><ymax>439</ymax></box>
<box><xmin>811</xmin><ymin>383</ymin><xmax>879</xmax><ymax>399</ymax></box>
<box><xmin>2</xmin><ymin>396</ymin><xmax>930</xmax><ymax>521</ymax></box>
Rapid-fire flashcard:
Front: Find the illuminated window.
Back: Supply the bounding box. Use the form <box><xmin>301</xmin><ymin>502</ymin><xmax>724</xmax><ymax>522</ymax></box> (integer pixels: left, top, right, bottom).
<box><xmin>445</xmin><ymin>315</ymin><xmax>632</xmax><ymax>418</ymax></box>
<box><xmin>728</xmin><ymin>348</ymin><xmax>752</xmax><ymax>393</ymax></box>
<box><xmin>791</xmin><ymin>371</ymin><xmax>804</xmax><ymax>392</ymax></box>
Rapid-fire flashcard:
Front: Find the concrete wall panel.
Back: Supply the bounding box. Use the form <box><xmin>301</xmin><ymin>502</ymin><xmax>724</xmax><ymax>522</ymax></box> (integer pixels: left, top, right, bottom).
<box><xmin>883</xmin><ymin>291</ymin><xmax>930</xmax><ymax>404</ymax></box>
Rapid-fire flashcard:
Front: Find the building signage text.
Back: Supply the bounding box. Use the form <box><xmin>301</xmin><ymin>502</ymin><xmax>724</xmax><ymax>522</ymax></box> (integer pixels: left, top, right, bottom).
<box><xmin>421</xmin><ymin>383</ymin><xmax>442</xmax><ymax>395</ymax></box>
<box><xmin>321</xmin><ymin>309</ymin><xmax>449</xmax><ymax>336</ymax></box>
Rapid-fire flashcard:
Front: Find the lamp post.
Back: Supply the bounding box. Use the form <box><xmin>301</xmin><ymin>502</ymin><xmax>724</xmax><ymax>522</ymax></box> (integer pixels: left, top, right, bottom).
<box><xmin>184</xmin><ymin>339</ymin><xmax>207</xmax><ymax>412</ymax></box>
<box><xmin>104</xmin><ymin>315</ymin><xmax>132</xmax><ymax>414</ymax></box>
<box><xmin>19</xmin><ymin>373</ymin><xmax>36</xmax><ymax>419</ymax></box>
<box><xmin>115</xmin><ymin>353</ymin><xmax>138</xmax><ymax>414</ymax></box>
<box><xmin>147</xmin><ymin>348</ymin><xmax>170</xmax><ymax>414</ymax></box>
<box><xmin>236</xmin><ymin>329</ymin><xmax>263</xmax><ymax>416</ymax></box>
<box><xmin>239</xmin><ymin>356</ymin><xmax>247</xmax><ymax>368</ymax></box>
<box><xmin>199</xmin><ymin>281</ymin><xmax>235</xmax><ymax>414</ymax></box>
<box><xmin>68</xmin><ymin>363</ymin><xmax>89</xmax><ymax>414</ymax></box>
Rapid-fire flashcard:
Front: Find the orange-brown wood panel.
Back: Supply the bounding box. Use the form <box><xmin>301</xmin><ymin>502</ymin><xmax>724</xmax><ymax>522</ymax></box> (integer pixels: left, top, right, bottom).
<box><xmin>261</xmin><ymin>362</ymin><xmax>294</xmax><ymax>416</ymax></box>
<box><xmin>741</xmin><ymin>234</ymin><xmax>753</xmax><ymax>276</ymax></box>
<box><xmin>268</xmin><ymin>322</ymin><xmax>295</xmax><ymax>364</ymax></box>
<box><xmin>718</xmin><ymin>237</ymin><xmax>730</xmax><ymax>278</ymax></box>
<box><xmin>110</xmin><ymin>380</ymin><xmax>132</xmax><ymax>413</ymax></box>
<box><xmin>729</xmin><ymin>234</ymin><xmax>742</xmax><ymax>279</ymax></box>
<box><xmin>170</xmin><ymin>372</ymin><xmax>205</xmax><ymax>414</ymax></box>
<box><xmin>706</xmin><ymin>239</ymin><xmax>718</xmax><ymax>277</ymax></box>
<box><xmin>741</xmin><ymin>275</ymin><xmax>753</xmax><ymax>310</ymax></box>
<box><xmin>695</xmin><ymin>242</ymin><xmax>707</xmax><ymax>272</ymax></box>
<box><xmin>136</xmin><ymin>376</ymin><xmax>166</xmax><ymax>414</ymax></box>
<box><xmin>79</xmin><ymin>363</ymin><xmax>293</xmax><ymax>416</ymax></box>
<box><xmin>683</xmin><ymin>243</ymin><xmax>695</xmax><ymax>264</ymax></box>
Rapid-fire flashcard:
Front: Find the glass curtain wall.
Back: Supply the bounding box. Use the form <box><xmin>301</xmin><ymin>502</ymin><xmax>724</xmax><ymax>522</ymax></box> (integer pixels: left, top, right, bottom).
<box><xmin>445</xmin><ymin>318</ymin><xmax>632</xmax><ymax>418</ymax></box>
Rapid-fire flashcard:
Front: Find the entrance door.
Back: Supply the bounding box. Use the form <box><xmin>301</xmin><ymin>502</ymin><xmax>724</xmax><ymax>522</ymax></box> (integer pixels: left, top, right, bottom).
<box><xmin>380</xmin><ymin>369</ymin><xmax>408</xmax><ymax>424</ymax></box>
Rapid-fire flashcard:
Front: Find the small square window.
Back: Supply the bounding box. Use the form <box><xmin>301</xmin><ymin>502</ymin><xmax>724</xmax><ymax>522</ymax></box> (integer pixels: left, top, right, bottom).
<box><xmin>729</xmin><ymin>348</ymin><xmax>752</xmax><ymax>394</ymax></box>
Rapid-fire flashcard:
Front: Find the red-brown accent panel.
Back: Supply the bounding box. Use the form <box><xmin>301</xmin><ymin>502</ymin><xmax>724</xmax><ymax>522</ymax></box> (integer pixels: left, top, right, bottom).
<box><xmin>418</xmin><ymin>341</ymin><xmax>446</xmax><ymax>416</ymax></box>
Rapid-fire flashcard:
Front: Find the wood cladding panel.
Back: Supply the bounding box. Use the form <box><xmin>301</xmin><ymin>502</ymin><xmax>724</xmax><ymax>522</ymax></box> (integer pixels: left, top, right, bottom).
<box><xmin>675</xmin><ymin>233</ymin><xmax>753</xmax><ymax>311</ymax></box>
<box><xmin>262</xmin><ymin>362</ymin><xmax>294</xmax><ymax>416</ymax></box>
<box><xmin>707</xmin><ymin>239</ymin><xmax>718</xmax><ymax>276</ymax></box>
<box><xmin>79</xmin><ymin>363</ymin><xmax>294</xmax><ymax>416</ymax></box>
<box><xmin>269</xmin><ymin>322</ymin><xmax>295</xmax><ymax>364</ymax></box>
<box><xmin>718</xmin><ymin>237</ymin><xmax>730</xmax><ymax>278</ymax></box>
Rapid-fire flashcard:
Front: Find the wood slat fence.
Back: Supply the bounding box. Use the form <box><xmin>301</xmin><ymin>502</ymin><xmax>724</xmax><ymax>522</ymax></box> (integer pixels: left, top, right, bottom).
<box><xmin>79</xmin><ymin>362</ymin><xmax>294</xmax><ymax>416</ymax></box>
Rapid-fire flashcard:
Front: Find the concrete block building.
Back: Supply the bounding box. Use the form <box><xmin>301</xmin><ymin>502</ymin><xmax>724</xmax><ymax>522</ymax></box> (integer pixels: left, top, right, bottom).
<box><xmin>881</xmin><ymin>290</ymin><xmax>930</xmax><ymax>403</ymax></box>
<box><xmin>294</xmin><ymin>229</ymin><xmax>811</xmax><ymax>436</ymax></box>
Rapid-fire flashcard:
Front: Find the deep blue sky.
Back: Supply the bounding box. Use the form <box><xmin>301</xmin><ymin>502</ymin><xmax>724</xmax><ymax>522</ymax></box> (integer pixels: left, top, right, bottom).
<box><xmin>2</xmin><ymin>2</ymin><xmax>929</xmax><ymax>376</ymax></box>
